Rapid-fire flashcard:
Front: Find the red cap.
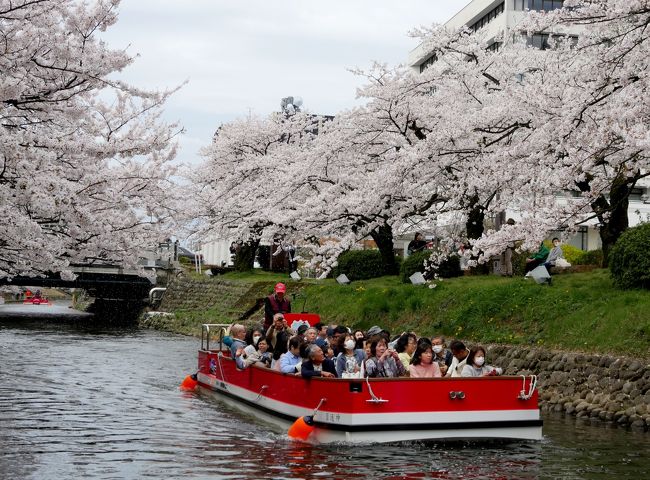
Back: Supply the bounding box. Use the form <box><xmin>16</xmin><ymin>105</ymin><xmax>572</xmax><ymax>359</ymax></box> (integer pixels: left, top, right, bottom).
<box><xmin>274</xmin><ymin>282</ymin><xmax>286</xmax><ymax>293</ymax></box>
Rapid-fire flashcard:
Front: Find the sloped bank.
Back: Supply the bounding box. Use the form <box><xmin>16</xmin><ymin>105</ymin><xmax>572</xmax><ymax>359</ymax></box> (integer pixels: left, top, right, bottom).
<box><xmin>488</xmin><ymin>345</ymin><xmax>650</xmax><ymax>431</ymax></box>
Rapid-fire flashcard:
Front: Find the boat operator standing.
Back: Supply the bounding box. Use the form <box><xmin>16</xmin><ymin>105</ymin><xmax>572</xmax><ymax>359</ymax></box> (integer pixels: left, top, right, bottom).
<box><xmin>263</xmin><ymin>282</ymin><xmax>291</xmax><ymax>331</ymax></box>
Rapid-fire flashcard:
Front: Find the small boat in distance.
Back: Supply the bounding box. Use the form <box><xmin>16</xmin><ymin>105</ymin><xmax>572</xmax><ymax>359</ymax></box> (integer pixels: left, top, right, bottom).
<box><xmin>192</xmin><ymin>323</ymin><xmax>543</xmax><ymax>444</ymax></box>
<box><xmin>22</xmin><ymin>293</ymin><xmax>51</xmax><ymax>305</ymax></box>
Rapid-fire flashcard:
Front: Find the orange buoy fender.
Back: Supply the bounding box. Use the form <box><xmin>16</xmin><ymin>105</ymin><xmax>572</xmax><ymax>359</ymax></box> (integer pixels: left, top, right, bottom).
<box><xmin>180</xmin><ymin>374</ymin><xmax>198</xmax><ymax>391</ymax></box>
<box><xmin>288</xmin><ymin>415</ymin><xmax>315</xmax><ymax>440</ymax></box>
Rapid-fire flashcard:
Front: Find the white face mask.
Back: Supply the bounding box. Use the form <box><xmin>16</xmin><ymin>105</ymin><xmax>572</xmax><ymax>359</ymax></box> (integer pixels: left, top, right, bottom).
<box><xmin>253</xmin><ymin>335</ymin><xmax>261</xmax><ymax>345</ymax></box>
<box><xmin>474</xmin><ymin>356</ymin><xmax>485</xmax><ymax>367</ymax></box>
<box><xmin>432</xmin><ymin>345</ymin><xmax>443</xmax><ymax>354</ymax></box>
<box><xmin>344</xmin><ymin>339</ymin><xmax>356</xmax><ymax>350</ymax></box>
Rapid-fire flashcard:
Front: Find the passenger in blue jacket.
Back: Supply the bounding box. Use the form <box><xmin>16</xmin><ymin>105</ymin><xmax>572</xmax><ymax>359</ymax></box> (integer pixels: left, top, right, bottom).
<box><xmin>301</xmin><ymin>345</ymin><xmax>337</xmax><ymax>378</ymax></box>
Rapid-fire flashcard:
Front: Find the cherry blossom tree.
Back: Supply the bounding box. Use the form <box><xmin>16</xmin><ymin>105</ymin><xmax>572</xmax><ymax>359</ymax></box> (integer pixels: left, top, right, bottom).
<box><xmin>187</xmin><ymin>111</ymin><xmax>318</xmax><ymax>270</ymax></box>
<box><xmin>187</xmin><ymin>0</ymin><xmax>649</xmax><ymax>274</ymax></box>
<box><xmin>0</xmin><ymin>0</ymin><xmax>182</xmax><ymax>280</ymax></box>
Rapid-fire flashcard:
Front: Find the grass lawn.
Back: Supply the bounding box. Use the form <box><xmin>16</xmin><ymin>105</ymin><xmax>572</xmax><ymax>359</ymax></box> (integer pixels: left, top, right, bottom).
<box><xmin>213</xmin><ymin>269</ymin><xmax>650</xmax><ymax>358</ymax></box>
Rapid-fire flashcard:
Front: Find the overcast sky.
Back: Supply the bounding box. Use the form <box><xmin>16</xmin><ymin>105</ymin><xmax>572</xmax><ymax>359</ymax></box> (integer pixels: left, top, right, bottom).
<box><xmin>102</xmin><ymin>0</ymin><xmax>469</xmax><ymax>165</ymax></box>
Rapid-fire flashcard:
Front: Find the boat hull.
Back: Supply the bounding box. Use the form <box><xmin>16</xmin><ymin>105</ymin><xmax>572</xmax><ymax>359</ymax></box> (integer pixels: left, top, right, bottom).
<box><xmin>197</xmin><ymin>350</ymin><xmax>542</xmax><ymax>444</ymax></box>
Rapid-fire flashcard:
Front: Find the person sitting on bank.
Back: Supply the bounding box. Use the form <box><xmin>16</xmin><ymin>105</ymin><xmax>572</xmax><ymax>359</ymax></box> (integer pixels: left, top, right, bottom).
<box><xmin>301</xmin><ymin>345</ymin><xmax>337</xmax><ymax>378</ymax></box>
<box><xmin>335</xmin><ymin>333</ymin><xmax>365</xmax><ymax>378</ymax></box>
<box><xmin>279</xmin><ymin>336</ymin><xmax>303</xmax><ymax>374</ymax></box>
<box><xmin>461</xmin><ymin>346</ymin><xmax>503</xmax><ymax>377</ymax></box>
<box><xmin>407</xmin><ymin>232</ymin><xmax>427</xmax><ymax>255</ymax></box>
<box><xmin>445</xmin><ymin>340</ymin><xmax>471</xmax><ymax>377</ymax></box>
<box><xmin>229</xmin><ymin>324</ymin><xmax>248</xmax><ymax>369</ymax></box>
<box><xmin>263</xmin><ymin>282</ymin><xmax>291</xmax><ymax>331</ymax></box>
<box><xmin>431</xmin><ymin>336</ymin><xmax>453</xmax><ymax>376</ymax></box>
<box><xmin>266</xmin><ymin>313</ymin><xmax>295</xmax><ymax>366</ymax></box>
<box><xmin>365</xmin><ymin>337</ymin><xmax>407</xmax><ymax>378</ymax></box>
<box><xmin>544</xmin><ymin>237</ymin><xmax>565</xmax><ymax>272</ymax></box>
<box><xmin>524</xmin><ymin>241</ymin><xmax>550</xmax><ymax>274</ymax></box>
<box><xmin>409</xmin><ymin>343</ymin><xmax>442</xmax><ymax>379</ymax></box>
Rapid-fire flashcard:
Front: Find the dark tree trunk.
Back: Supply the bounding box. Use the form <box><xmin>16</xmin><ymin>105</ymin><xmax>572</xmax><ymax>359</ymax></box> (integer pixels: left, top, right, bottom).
<box><xmin>234</xmin><ymin>238</ymin><xmax>260</xmax><ymax>271</ymax></box>
<box><xmin>597</xmin><ymin>176</ymin><xmax>631</xmax><ymax>267</ymax></box>
<box><xmin>370</xmin><ymin>224</ymin><xmax>398</xmax><ymax>276</ymax></box>
<box><xmin>578</xmin><ymin>169</ymin><xmax>636</xmax><ymax>267</ymax></box>
<box><xmin>465</xmin><ymin>194</ymin><xmax>485</xmax><ymax>240</ymax></box>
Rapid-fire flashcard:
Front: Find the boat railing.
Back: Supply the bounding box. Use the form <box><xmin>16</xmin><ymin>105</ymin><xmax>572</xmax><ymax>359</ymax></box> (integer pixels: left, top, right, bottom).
<box><xmin>201</xmin><ymin>323</ymin><xmax>231</xmax><ymax>352</ymax></box>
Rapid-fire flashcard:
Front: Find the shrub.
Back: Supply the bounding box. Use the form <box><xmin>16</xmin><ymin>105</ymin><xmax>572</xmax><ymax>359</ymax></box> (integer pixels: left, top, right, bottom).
<box><xmin>574</xmin><ymin>249</ymin><xmax>603</xmax><ymax>266</ymax></box>
<box><xmin>609</xmin><ymin>223</ymin><xmax>650</xmax><ymax>289</ymax></box>
<box><xmin>332</xmin><ymin>250</ymin><xmax>385</xmax><ymax>281</ymax></box>
<box><xmin>400</xmin><ymin>251</ymin><xmax>462</xmax><ymax>283</ymax></box>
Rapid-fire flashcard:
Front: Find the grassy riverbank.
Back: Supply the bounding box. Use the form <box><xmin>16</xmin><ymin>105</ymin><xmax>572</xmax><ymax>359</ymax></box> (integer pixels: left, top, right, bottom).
<box><xmin>164</xmin><ymin>269</ymin><xmax>649</xmax><ymax>358</ymax></box>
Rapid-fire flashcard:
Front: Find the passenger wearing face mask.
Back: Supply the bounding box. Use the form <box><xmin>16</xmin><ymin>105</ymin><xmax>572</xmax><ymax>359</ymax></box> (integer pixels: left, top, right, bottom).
<box><xmin>335</xmin><ymin>333</ymin><xmax>366</xmax><ymax>378</ymax></box>
<box><xmin>246</xmin><ymin>327</ymin><xmax>264</xmax><ymax>347</ymax></box>
<box><xmin>431</xmin><ymin>336</ymin><xmax>453</xmax><ymax>376</ymax></box>
<box><xmin>461</xmin><ymin>346</ymin><xmax>503</xmax><ymax>377</ymax></box>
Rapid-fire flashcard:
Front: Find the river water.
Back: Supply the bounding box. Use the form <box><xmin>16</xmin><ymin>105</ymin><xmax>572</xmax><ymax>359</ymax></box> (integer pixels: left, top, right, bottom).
<box><xmin>1</xmin><ymin>305</ymin><xmax>649</xmax><ymax>479</ymax></box>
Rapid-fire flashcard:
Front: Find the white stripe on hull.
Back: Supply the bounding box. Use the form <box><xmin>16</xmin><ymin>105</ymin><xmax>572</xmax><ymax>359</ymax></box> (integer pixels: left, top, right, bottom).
<box><xmin>197</xmin><ymin>374</ymin><xmax>543</xmax><ymax>443</ymax></box>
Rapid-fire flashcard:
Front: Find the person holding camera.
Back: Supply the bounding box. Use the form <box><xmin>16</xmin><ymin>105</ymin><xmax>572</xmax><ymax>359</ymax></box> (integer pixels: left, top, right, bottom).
<box><xmin>266</xmin><ymin>313</ymin><xmax>295</xmax><ymax>365</ymax></box>
<box><xmin>364</xmin><ymin>337</ymin><xmax>407</xmax><ymax>378</ymax></box>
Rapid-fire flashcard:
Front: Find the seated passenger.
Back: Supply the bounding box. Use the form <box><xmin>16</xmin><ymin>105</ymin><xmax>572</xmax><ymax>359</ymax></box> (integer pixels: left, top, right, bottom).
<box><xmin>245</xmin><ymin>327</ymin><xmax>264</xmax><ymax>347</ymax></box>
<box><xmin>335</xmin><ymin>333</ymin><xmax>365</xmax><ymax>378</ymax></box>
<box><xmin>395</xmin><ymin>333</ymin><xmax>417</xmax><ymax>371</ymax></box>
<box><xmin>313</xmin><ymin>322</ymin><xmax>330</xmax><ymax>349</ymax></box>
<box><xmin>445</xmin><ymin>340</ymin><xmax>470</xmax><ymax>377</ymax></box>
<box><xmin>279</xmin><ymin>336</ymin><xmax>303</xmax><ymax>374</ymax></box>
<box><xmin>266</xmin><ymin>313</ymin><xmax>295</xmax><ymax>366</ymax></box>
<box><xmin>409</xmin><ymin>344</ymin><xmax>442</xmax><ymax>378</ymax></box>
<box><xmin>431</xmin><ymin>336</ymin><xmax>453</xmax><ymax>376</ymax></box>
<box><xmin>229</xmin><ymin>324</ymin><xmax>248</xmax><ymax>369</ymax></box>
<box><xmin>352</xmin><ymin>329</ymin><xmax>365</xmax><ymax>349</ymax></box>
<box><xmin>330</xmin><ymin>325</ymin><xmax>349</xmax><ymax>356</ymax></box>
<box><xmin>303</xmin><ymin>327</ymin><xmax>318</xmax><ymax>345</ymax></box>
<box><xmin>365</xmin><ymin>338</ymin><xmax>407</xmax><ymax>378</ymax></box>
<box><xmin>461</xmin><ymin>346</ymin><xmax>503</xmax><ymax>377</ymax></box>
<box><xmin>244</xmin><ymin>338</ymin><xmax>272</xmax><ymax>368</ymax></box>
<box><xmin>301</xmin><ymin>345</ymin><xmax>337</xmax><ymax>378</ymax></box>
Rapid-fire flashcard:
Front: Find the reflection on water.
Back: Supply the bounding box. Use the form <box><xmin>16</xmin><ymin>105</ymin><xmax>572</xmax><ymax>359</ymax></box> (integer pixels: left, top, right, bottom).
<box><xmin>0</xmin><ymin>321</ymin><xmax>648</xmax><ymax>479</ymax></box>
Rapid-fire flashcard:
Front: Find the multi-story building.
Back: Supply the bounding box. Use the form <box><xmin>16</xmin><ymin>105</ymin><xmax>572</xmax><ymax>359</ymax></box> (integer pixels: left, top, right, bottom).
<box><xmin>405</xmin><ymin>0</ymin><xmax>650</xmax><ymax>251</ymax></box>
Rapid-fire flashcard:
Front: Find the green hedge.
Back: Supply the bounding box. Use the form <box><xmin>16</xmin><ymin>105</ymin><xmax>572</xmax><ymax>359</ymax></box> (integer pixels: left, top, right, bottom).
<box><xmin>574</xmin><ymin>249</ymin><xmax>603</xmax><ymax>266</ymax></box>
<box><xmin>332</xmin><ymin>250</ymin><xmax>385</xmax><ymax>281</ymax></box>
<box><xmin>609</xmin><ymin>223</ymin><xmax>650</xmax><ymax>289</ymax></box>
<box><xmin>400</xmin><ymin>251</ymin><xmax>462</xmax><ymax>283</ymax></box>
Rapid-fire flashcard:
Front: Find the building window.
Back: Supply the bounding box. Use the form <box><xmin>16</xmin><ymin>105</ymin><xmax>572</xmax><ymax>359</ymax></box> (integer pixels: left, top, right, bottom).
<box><xmin>514</xmin><ymin>0</ymin><xmax>564</xmax><ymax>10</ymax></box>
<box><xmin>470</xmin><ymin>2</ymin><xmax>505</xmax><ymax>33</ymax></box>
<box><xmin>629</xmin><ymin>187</ymin><xmax>644</xmax><ymax>202</ymax></box>
<box><xmin>419</xmin><ymin>53</ymin><xmax>437</xmax><ymax>73</ymax></box>
<box><xmin>487</xmin><ymin>41</ymin><xmax>502</xmax><ymax>52</ymax></box>
<box><xmin>524</xmin><ymin>32</ymin><xmax>578</xmax><ymax>50</ymax></box>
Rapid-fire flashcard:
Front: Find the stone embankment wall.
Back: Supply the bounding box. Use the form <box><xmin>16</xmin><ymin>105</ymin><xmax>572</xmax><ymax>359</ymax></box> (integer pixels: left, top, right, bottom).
<box><xmin>488</xmin><ymin>345</ymin><xmax>650</xmax><ymax>431</ymax></box>
<box><xmin>139</xmin><ymin>277</ymin><xmax>286</xmax><ymax>333</ymax></box>
<box><xmin>158</xmin><ymin>277</ymin><xmax>253</xmax><ymax>313</ymax></box>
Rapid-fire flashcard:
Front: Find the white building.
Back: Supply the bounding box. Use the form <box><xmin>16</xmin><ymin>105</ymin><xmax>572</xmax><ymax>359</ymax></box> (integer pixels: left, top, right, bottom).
<box><xmin>406</xmin><ymin>0</ymin><xmax>650</xmax><ymax>251</ymax></box>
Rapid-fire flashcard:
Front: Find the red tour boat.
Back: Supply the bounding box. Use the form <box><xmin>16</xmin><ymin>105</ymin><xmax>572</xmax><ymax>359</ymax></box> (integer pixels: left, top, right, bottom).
<box><xmin>189</xmin><ymin>321</ymin><xmax>542</xmax><ymax>444</ymax></box>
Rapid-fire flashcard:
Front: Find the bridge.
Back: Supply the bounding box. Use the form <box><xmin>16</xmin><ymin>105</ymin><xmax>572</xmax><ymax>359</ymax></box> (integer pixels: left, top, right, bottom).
<box><xmin>0</xmin><ymin>265</ymin><xmax>155</xmax><ymax>301</ymax></box>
